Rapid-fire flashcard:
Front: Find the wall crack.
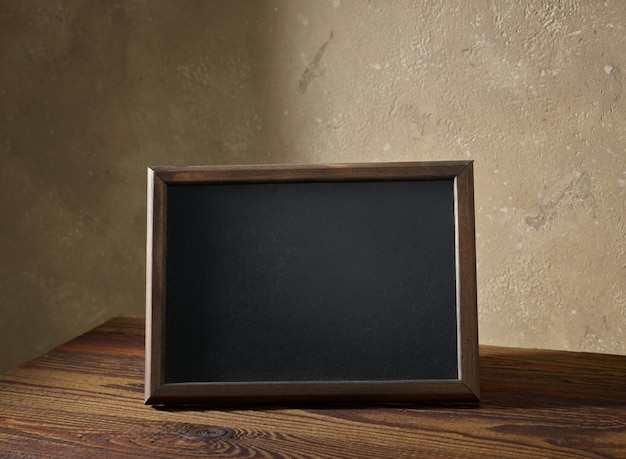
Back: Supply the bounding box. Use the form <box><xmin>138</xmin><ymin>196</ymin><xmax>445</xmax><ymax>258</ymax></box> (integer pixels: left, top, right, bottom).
<box><xmin>526</xmin><ymin>172</ymin><xmax>597</xmax><ymax>230</ymax></box>
<box><xmin>298</xmin><ymin>30</ymin><xmax>334</xmax><ymax>94</ymax></box>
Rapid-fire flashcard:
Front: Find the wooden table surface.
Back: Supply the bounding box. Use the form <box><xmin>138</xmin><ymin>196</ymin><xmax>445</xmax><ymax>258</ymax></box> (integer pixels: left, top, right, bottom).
<box><xmin>0</xmin><ymin>318</ymin><xmax>624</xmax><ymax>458</ymax></box>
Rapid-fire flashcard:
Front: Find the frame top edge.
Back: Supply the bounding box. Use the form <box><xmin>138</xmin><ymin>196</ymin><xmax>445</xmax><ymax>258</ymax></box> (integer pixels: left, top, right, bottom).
<box><xmin>148</xmin><ymin>161</ymin><xmax>473</xmax><ymax>184</ymax></box>
<box><xmin>148</xmin><ymin>160</ymin><xmax>472</xmax><ymax>173</ymax></box>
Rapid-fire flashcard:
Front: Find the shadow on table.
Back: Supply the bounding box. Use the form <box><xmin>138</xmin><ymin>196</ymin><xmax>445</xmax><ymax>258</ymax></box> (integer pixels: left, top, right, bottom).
<box><xmin>152</xmin><ymin>347</ymin><xmax>626</xmax><ymax>412</ymax></box>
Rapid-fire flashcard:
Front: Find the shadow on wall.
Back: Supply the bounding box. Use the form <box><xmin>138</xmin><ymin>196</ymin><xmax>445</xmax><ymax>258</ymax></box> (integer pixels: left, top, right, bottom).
<box><xmin>0</xmin><ymin>0</ymin><xmax>288</xmax><ymax>374</ymax></box>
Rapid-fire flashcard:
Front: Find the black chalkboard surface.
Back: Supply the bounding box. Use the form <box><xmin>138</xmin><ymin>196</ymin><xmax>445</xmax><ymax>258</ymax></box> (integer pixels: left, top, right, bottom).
<box><xmin>145</xmin><ymin>162</ymin><xmax>478</xmax><ymax>405</ymax></box>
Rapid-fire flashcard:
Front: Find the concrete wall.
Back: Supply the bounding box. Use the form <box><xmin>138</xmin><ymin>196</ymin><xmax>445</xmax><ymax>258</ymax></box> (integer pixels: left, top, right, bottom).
<box><xmin>1</xmin><ymin>0</ymin><xmax>624</xmax><ymax>374</ymax></box>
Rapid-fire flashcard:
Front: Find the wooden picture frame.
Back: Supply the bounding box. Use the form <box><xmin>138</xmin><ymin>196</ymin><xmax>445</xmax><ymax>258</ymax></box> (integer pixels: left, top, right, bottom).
<box><xmin>145</xmin><ymin>161</ymin><xmax>479</xmax><ymax>405</ymax></box>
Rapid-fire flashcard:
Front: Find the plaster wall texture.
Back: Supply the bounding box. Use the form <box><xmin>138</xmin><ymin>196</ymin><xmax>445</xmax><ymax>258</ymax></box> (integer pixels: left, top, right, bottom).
<box><xmin>0</xmin><ymin>0</ymin><xmax>624</xmax><ymax>374</ymax></box>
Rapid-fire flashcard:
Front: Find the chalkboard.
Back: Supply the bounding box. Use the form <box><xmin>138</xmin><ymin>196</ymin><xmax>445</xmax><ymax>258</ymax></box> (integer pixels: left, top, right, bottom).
<box><xmin>145</xmin><ymin>162</ymin><xmax>479</xmax><ymax>405</ymax></box>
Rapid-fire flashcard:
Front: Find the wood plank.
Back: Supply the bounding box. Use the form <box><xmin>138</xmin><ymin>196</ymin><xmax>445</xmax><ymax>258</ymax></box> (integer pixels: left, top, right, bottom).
<box><xmin>0</xmin><ymin>318</ymin><xmax>624</xmax><ymax>458</ymax></box>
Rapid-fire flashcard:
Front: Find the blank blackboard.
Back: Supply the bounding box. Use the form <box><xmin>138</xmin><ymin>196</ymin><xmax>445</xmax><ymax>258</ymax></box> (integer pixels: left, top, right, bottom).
<box><xmin>145</xmin><ymin>162</ymin><xmax>479</xmax><ymax>405</ymax></box>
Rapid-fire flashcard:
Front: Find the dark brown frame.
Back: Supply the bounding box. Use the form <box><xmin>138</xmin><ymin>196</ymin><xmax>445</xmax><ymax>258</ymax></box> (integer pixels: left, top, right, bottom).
<box><xmin>145</xmin><ymin>161</ymin><xmax>479</xmax><ymax>405</ymax></box>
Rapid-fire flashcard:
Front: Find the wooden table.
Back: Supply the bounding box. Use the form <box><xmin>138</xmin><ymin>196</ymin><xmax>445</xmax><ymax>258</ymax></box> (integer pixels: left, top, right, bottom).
<box><xmin>0</xmin><ymin>318</ymin><xmax>624</xmax><ymax>458</ymax></box>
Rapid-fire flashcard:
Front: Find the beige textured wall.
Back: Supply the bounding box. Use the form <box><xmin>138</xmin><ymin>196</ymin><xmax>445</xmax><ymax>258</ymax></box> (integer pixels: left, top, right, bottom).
<box><xmin>1</xmin><ymin>1</ymin><xmax>624</xmax><ymax>374</ymax></box>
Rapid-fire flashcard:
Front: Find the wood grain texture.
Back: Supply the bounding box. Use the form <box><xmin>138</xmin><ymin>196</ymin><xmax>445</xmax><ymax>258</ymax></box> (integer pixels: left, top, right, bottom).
<box><xmin>1</xmin><ymin>318</ymin><xmax>625</xmax><ymax>458</ymax></box>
